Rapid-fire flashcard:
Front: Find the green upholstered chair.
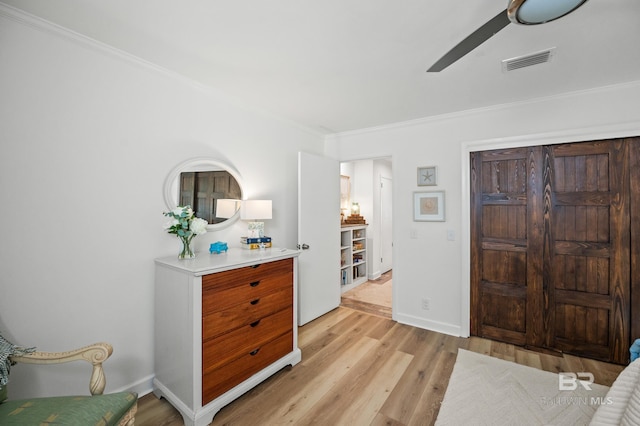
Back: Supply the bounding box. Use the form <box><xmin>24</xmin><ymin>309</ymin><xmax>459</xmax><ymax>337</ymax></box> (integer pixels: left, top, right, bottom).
<box><xmin>0</xmin><ymin>342</ymin><xmax>137</xmax><ymax>425</ymax></box>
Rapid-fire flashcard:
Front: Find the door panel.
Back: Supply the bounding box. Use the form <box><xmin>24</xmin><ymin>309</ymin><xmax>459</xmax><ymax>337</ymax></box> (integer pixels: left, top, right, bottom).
<box><xmin>546</xmin><ymin>141</ymin><xmax>630</xmax><ymax>364</ymax></box>
<box><xmin>380</xmin><ymin>176</ymin><xmax>393</xmax><ymax>273</ymax></box>
<box><xmin>471</xmin><ymin>139</ymin><xmax>633</xmax><ymax>364</ymax></box>
<box><xmin>471</xmin><ymin>147</ymin><xmax>543</xmax><ymax>346</ymax></box>
<box><xmin>297</xmin><ymin>152</ymin><xmax>341</xmax><ymax>325</ymax></box>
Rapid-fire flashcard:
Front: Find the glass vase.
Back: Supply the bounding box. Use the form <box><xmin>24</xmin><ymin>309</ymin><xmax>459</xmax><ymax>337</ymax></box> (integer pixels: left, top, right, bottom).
<box><xmin>178</xmin><ymin>236</ymin><xmax>195</xmax><ymax>259</ymax></box>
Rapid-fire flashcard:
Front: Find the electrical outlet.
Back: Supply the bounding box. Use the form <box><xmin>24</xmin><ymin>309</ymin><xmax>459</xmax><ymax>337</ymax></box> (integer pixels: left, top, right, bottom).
<box><xmin>447</xmin><ymin>229</ymin><xmax>455</xmax><ymax>241</ymax></box>
<box><xmin>421</xmin><ymin>298</ymin><xmax>430</xmax><ymax>310</ymax></box>
<box><xmin>410</xmin><ymin>229</ymin><xmax>418</xmax><ymax>239</ymax></box>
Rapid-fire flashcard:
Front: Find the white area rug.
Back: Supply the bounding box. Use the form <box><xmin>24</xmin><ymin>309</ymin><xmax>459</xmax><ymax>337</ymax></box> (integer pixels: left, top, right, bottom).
<box><xmin>436</xmin><ymin>349</ymin><xmax>610</xmax><ymax>425</ymax></box>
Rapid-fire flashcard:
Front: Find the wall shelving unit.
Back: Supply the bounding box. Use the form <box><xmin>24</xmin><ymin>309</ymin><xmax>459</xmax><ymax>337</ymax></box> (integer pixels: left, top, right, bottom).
<box><xmin>340</xmin><ymin>224</ymin><xmax>368</xmax><ymax>293</ymax></box>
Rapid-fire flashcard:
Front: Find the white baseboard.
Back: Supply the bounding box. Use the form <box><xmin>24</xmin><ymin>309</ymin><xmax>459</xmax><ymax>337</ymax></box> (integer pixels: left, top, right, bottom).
<box><xmin>394</xmin><ymin>312</ymin><xmax>462</xmax><ymax>337</ymax></box>
<box><xmin>112</xmin><ymin>373</ymin><xmax>155</xmax><ymax>397</ymax></box>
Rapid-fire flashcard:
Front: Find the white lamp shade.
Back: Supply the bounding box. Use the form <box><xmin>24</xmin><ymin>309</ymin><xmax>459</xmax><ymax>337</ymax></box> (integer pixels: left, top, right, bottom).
<box><xmin>241</xmin><ymin>200</ymin><xmax>272</xmax><ymax>220</ymax></box>
<box><xmin>216</xmin><ymin>199</ymin><xmax>240</xmax><ymax>219</ymax></box>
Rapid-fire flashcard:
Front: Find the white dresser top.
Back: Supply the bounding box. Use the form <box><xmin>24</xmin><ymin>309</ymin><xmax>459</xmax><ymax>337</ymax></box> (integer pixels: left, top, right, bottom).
<box><xmin>155</xmin><ymin>247</ymin><xmax>300</xmax><ymax>276</ymax></box>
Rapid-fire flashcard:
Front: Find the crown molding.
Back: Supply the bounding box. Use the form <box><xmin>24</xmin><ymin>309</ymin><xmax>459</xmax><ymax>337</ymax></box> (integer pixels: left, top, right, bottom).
<box><xmin>0</xmin><ymin>3</ymin><xmax>231</xmax><ymax>99</ymax></box>
<box><xmin>0</xmin><ymin>2</ymin><xmax>325</xmax><ymax>138</ymax></box>
<box><xmin>329</xmin><ymin>79</ymin><xmax>640</xmax><ymax>138</ymax></box>
<box><xmin>0</xmin><ymin>2</ymin><xmax>163</xmax><ymax>71</ymax></box>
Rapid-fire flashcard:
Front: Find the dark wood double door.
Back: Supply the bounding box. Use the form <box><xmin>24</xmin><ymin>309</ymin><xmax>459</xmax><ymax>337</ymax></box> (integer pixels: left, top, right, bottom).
<box><xmin>471</xmin><ymin>138</ymin><xmax>640</xmax><ymax>364</ymax></box>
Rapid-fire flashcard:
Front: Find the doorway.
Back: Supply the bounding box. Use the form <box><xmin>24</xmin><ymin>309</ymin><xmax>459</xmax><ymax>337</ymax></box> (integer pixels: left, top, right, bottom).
<box><xmin>339</xmin><ymin>158</ymin><xmax>393</xmax><ymax>318</ymax></box>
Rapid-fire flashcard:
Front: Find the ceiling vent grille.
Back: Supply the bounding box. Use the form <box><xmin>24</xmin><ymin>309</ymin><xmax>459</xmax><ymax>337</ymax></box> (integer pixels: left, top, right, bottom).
<box><xmin>502</xmin><ymin>48</ymin><xmax>555</xmax><ymax>72</ymax></box>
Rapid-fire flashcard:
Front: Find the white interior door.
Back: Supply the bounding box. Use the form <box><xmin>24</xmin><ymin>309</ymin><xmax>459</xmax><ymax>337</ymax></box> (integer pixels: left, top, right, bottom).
<box><xmin>380</xmin><ymin>176</ymin><xmax>393</xmax><ymax>273</ymax></box>
<box><xmin>298</xmin><ymin>152</ymin><xmax>340</xmax><ymax>325</ymax></box>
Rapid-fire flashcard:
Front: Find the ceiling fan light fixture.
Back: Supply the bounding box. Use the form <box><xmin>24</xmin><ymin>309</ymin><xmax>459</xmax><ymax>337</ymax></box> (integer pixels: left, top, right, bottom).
<box><xmin>507</xmin><ymin>0</ymin><xmax>589</xmax><ymax>25</ymax></box>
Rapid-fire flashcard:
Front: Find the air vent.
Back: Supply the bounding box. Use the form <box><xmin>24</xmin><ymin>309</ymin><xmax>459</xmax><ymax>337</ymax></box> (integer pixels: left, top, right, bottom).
<box><xmin>502</xmin><ymin>48</ymin><xmax>555</xmax><ymax>72</ymax></box>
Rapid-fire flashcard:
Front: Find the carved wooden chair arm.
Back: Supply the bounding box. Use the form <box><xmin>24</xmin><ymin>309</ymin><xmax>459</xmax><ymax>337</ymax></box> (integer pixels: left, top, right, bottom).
<box><xmin>9</xmin><ymin>342</ymin><xmax>113</xmax><ymax>396</ymax></box>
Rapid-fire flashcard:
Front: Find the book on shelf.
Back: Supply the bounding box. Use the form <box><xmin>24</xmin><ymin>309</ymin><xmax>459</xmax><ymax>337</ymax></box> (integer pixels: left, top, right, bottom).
<box><xmin>240</xmin><ymin>236</ymin><xmax>272</xmax><ymax>244</ymax></box>
<box><xmin>241</xmin><ymin>242</ymin><xmax>273</xmax><ymax>250</ymax></box>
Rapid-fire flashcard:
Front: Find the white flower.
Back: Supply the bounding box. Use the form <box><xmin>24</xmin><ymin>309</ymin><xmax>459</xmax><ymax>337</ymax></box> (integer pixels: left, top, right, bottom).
<box><xmin>190</xmin><ymin>217</ymin><xmax>208</xmax><ymax>235</ymax></box>
<box><xmin>164</xmin><ymin>205</ymin><xmax>207</xmax><ymax>241</ymax></box>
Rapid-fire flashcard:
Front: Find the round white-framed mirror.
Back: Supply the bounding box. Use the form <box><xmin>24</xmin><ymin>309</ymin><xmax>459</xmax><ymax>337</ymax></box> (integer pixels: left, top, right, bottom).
<box><xmin>163</xmin><ymin>157</ymin><xmax>244</xmax><ymax>231</ymax></box>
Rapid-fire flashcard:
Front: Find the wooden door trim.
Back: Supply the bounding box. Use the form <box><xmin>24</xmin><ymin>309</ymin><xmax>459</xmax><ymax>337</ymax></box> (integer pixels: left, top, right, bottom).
<box><xmin>469</xmin><ymin>152</ymin><xmax>481</xmax><ymax>336</ymax></box>
<box><xmin>630</xmin><ymin>140</ymin><xmax>640</xmax><ymax>346</ymax></box>
<box><xmin>541</xmin><ymin>146</ymin><xmax>554</xmax><ymax>349</ymax></box>
<box><xmin>608</xmin><ymin>140</ymin><xmax>631</xmax><ymax>363</ymax></box>
<box><xmin>527</xmin><ymin>146</ymin><xmax>545</xmax><ymax>348</ymax></box>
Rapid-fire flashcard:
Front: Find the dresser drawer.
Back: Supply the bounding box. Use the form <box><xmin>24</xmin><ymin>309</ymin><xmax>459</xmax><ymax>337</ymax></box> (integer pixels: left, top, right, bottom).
<box><xmin>203</xmin><ymin>286</ymin><xmax>292</xmax><ymax>340</ymax></box>
<box><xmin>202</xmin><ymin>330</ymin><xmax>293</xmax><ymax>405</ymax></box>
<box><xmin>202</xmin><ymin>258</ymin><xmax>293</xmax><ymax>314</ymax></box>
<box><xmin>202</xmin><ymin>306</ymin><xmax>292</xmax><ymax>374</ymax></box>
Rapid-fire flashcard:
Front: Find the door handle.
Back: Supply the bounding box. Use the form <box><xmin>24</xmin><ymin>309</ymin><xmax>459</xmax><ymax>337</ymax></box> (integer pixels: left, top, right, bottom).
<box><xmin>297</xmin><ymin>243</ymin><xmax>310</xmax><ymax>250</ymax></box>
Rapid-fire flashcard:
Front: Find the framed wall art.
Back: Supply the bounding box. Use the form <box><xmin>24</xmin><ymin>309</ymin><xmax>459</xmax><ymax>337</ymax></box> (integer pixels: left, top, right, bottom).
<box><xmin>414</xmin><ymin>191</ymin><xmax>445</xmax><ymax>222</ymax></box>
<box><xmin>417</xmin><ymin>166</ymin><xmax>437</xmax><ymax>186</ymax></box>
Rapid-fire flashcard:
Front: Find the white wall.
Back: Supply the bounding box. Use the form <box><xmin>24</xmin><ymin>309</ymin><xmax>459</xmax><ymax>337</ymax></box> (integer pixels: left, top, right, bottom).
<box><xmin>0</xmin><ymin>10</ymin><xmax>323</xmax><ymax>399</ymax></box>
<box><xmin>326</xmin><ymin>81</ymin><xmax>640</xmax><ymax>336</ymax></box>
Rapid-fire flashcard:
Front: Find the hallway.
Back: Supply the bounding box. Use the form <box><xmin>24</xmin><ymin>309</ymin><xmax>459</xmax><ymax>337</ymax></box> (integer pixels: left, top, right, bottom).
<box><xmin>340</xmin><ymin>270</ymin><xmax>392</xmax><ymax>318</ymax></box>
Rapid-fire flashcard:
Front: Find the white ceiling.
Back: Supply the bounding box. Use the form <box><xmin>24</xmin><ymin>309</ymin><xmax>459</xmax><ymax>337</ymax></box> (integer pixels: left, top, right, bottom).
<box><xmin>3</xmin><ymin>0</ymin><xmax>640</xmax><ymax>134</ymax></box>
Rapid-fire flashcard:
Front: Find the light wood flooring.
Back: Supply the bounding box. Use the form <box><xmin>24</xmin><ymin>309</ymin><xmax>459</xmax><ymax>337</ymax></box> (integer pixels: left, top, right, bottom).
<box><xmin>340</xmin><ymin>270</ymin><xmax>392</xmax><ymax>319</ymax></box>
<box><xmin>136</xmin><ymin>306</ymin><xmax>624</xmax><ymax>426</ymax></box>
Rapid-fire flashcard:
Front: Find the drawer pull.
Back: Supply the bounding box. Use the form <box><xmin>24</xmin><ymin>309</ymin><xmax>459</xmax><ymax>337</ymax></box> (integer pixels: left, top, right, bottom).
<box><xmin>250</xmin><ymin>298</ymin><xmax>260</xmax><ymax>305</ymax></box>
<box><xmin>249</xmin><ymin>280</ymin><xmax>261</xmax><ymax>287</ymax></box>
<box><xmin>250</xmin><ymin>320</ymin><xmax>261</xmax><ymax>327</ymax></box>
<box><xmin>250</xmin><ymin>348</ymin><xmax>260</xmax><ymax>356</ymax></box>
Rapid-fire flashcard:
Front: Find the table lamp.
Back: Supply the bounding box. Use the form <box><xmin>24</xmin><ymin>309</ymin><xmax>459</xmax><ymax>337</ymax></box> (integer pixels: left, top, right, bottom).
<box><xmin>241</xmin><ymin>200</ymin><xmax>272</xmax><ymax>238</ymax></box>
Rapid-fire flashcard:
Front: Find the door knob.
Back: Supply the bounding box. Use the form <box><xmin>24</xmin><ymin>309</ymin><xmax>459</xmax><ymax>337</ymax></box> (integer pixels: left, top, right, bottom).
<box><xmin>297</xmin><ymin>243</ymin><xmax>310</xmax><ymax>250</ymax></box>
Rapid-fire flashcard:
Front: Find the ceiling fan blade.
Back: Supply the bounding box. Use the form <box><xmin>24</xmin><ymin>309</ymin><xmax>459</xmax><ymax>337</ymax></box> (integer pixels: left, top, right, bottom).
<box><xmin>427</xmin><ymin>8</ymin><xmax>510</xmax><ymax>72</ymax></box>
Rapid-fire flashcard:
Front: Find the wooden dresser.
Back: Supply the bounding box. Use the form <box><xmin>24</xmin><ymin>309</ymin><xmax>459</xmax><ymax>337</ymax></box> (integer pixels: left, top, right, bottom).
<box><xmin>153</xmin><ymin>248</ymin><xmax>301</xmax><ymax>426</ymax></box>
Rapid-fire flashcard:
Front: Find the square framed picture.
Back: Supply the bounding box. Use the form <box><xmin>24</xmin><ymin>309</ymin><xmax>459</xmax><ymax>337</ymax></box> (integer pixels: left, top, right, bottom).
<box><xmin>417</xmin><ymin>166</ymin><xmax>437</xmax><ymax>186</ymax></box>
<box><xmin>414</xmin><ymin>191</ymin><xmax>445</xmax><ymax>221</ymax></box>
